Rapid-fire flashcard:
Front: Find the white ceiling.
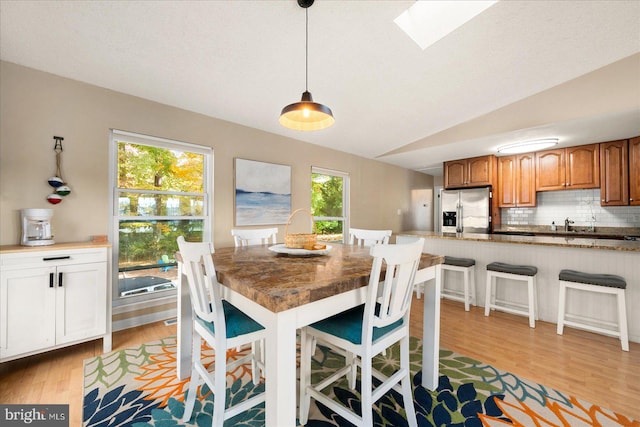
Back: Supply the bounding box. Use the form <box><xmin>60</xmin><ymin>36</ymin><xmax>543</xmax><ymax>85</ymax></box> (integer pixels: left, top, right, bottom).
<box><xmin>2</xmin><ymin>0</ymin><xmax>639</xmax><ymax>176</ymax></box>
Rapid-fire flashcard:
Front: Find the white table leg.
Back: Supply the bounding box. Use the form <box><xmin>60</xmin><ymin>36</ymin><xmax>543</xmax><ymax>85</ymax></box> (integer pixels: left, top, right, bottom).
<box><xmin>418</xmin><ymin>264</ymin><xmax>441</xmax><ymax>390</ymax></box>
<box><xmin>264</xmin><ymin>309</ymin><xmax>298</xmax><ymax>427</ymax></box>
<box><xmin>176</xmin><ymin>263</ymin><xmax>192</xmax><ymax>380</ymax></box>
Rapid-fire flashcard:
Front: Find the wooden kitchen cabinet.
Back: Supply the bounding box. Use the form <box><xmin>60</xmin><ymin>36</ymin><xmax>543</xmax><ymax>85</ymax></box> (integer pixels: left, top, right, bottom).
<box><xmin>497</xmin><ymin>153</ymin><xmax>536</xmax><ymax>207</ymax></box>
<box><xmin>0</xmin><ymin>244</ymin><xmax>111</xmax><ymax>361</ymax></box>
<box><xmin>600</xmin><ymin>139</ymin><xmax>628</xmax><ymax>206</ymax></box>
<box><xmin>444</xmin><ymin>155</ymin><xmax>495</xmax><ymax>189</ymax></box>
<box><xmin>630</xmin><ymin>136</ymin><xmax>640</xmax><ymax>206</ymax></box>
<box><xmin>536</xmin><ymin>144</ymin><xmax>599</xmax><ymax>191</ymax></box>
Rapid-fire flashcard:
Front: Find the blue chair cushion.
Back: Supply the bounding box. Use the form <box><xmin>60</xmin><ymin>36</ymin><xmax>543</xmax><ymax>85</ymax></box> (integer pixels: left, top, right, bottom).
<box><xmin>309</xmin><ymin>303</ymin><xmax>403</xmax><ymax>345</ymax></box>
<box><xmin>197</xmin><ymin>300</ymin><xmax>264</xmax><ymax>339</ymax></box>
<box><xmin>559</xmin><ymin>269</ymin><xmax>626</xmax><ymax>289</ymax></box>
<box><xmin>444</xmin><ymin>256</ymin><xmax>475</xmax><ymax>268</ymax></box>
<box><xmin>487</xmin><ymin>262</ymin><xmax>537</xmax><ymax>276</ymax></box>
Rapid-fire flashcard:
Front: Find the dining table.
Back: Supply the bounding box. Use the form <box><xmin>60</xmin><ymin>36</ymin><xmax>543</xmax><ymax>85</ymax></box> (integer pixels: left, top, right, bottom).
<box><xmin>176</xmin><ymin>241</ymin><xmax>443</xmax><ymax>427</ymax></box>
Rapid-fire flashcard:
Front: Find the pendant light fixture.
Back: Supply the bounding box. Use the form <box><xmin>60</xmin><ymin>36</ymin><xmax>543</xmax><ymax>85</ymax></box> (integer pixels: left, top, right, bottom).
<box><xmin>279</xmin><ymin>0</ymin><xmax>334</xmax><ymax>131</ymax></box>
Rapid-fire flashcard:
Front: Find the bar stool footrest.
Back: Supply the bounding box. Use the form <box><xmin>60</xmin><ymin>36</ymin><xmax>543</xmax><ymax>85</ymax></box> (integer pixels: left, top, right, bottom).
<box><xmin>488</xmin><ymin>300</ymin><xmax>531</xmax><ymax>317</ymax></box>
<box><xmin>441</xmin><ymin>290</ymin><xmax>467</xmax><ymax>303</ymax></box>
<box><xmin>562</xmin><ymin>318</ymin><xmax>622</xmax><ymax>338</ymax></box>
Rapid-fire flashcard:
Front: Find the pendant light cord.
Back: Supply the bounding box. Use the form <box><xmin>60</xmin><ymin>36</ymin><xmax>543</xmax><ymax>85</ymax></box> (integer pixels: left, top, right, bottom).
<box><xmin>305</xmin><ymin>7</ymin><xmax>309</xmax><ymax>92</ymax></box>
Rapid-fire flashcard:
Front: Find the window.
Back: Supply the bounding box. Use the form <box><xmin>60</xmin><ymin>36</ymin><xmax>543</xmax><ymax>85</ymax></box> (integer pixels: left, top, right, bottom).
<box><xmin>110</xmin><ymin>130</ymin><xmax>212</xmax><ymax>302</ymax></box>
<box><xmin>311</xmin><ymin>167</ymin><xmax>349</xmax><ymax>242</ymax></box>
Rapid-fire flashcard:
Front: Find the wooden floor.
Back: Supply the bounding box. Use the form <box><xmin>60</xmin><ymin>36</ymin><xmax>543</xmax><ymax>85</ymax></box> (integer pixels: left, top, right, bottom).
<box><xmin>1</xmin><ymin>297</ymin><xmax>638</xmax><ymax>425</ymax></box>
<box><xmin>411</xmin><ymin>298</ymin><xmax>640</xmax><ymax>422</ymax></box>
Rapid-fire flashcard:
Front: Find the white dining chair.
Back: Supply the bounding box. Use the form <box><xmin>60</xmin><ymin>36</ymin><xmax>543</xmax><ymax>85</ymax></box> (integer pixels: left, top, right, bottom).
<box><xmin>231</xmin><ymin>227</ymin><xmax>278</xmax><ymax>247</ymax></box>
<box><xmin>349</xmin><ymin>228</ymin><xmax>392</xmax><ymax>247</ymax></box>
<box><xmin>345</xmin><ymin>227</ymin><xmax>393</xmax><ymax>357</ymax></box>
<box><xmin>177</xmin><ymin>236</ymin><xmax>266</xmax><ymax>426</ymax></box>
<box><xmin>299</xmin><ymin>239</ymin><xmax>424</xmax><ymax>427</ymax></box>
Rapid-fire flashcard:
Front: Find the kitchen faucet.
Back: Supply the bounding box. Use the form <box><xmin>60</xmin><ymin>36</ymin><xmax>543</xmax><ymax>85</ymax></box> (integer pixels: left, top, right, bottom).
<box><xmin>564</xmin><ymin>217</ymin><xmax>574</xmax><ymax>232</ymax></box>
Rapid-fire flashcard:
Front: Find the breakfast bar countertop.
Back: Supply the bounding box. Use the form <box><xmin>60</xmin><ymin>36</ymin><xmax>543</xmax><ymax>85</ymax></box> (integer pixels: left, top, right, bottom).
<box><xmin>398</xmin><ymin>231</ymin><xmax>640</xmax><ymax>252</ymax></box>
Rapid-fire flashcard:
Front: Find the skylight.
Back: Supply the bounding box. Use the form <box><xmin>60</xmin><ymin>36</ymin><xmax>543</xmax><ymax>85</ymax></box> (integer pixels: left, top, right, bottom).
<box><xmin>394</xmin><ymin>0</ymin><xmax>498</xmax><ymax>50</ymax></box>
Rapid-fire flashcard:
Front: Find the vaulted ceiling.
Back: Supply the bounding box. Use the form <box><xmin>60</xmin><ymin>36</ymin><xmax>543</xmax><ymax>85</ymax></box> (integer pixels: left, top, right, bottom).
<box><xmin>1</xmin><ymin>1</ymin><xmax>639</xmax><ymax>175</ymax></box>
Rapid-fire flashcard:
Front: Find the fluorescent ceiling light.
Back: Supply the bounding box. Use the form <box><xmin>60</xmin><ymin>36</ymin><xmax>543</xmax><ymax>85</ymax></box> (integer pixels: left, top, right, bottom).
<box><xmin>497</xmin><ymin>138</ymin><xmax>559</xmax><ymax>154</ymax></box>
<box><xmin>395</xmin><ymin>1</ymin><xmax>498</xmax><ymax>50</ymax></box>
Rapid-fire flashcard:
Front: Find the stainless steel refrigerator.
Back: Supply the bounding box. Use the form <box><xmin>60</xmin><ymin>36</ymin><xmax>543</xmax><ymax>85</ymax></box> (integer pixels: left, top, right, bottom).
<box><xmin>439</xmin><ymin>187</ymin><xmax>491</xmax><ymax>233</ymax></box>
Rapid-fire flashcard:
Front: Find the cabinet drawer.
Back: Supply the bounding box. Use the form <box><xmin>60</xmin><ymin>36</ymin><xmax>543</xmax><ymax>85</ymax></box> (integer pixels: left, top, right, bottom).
<box><xmin>0</xmin><ymin>248</ymin><xmax>107</xmax><ymax>269</ymax></box>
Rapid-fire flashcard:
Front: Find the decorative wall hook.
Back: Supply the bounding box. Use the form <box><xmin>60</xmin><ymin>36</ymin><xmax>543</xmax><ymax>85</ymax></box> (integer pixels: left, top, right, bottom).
<box><xmin>53</xmin><ymin>136</ymin><xmax>64</xmax><ymax>152</ymax></box>
<box><xmin>47</xmin><ymin>135</ymin><xmax>71</xmax><ymax>204</ymax></box>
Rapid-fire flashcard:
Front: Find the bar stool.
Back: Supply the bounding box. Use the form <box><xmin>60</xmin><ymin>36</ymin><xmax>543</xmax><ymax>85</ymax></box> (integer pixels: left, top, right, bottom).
<box><xmin>485</xmin><ymin>262</ymin><xmax>538</xmax><ymax>328</ymax></box>
<box><xmin>557</xmin><ymin>269</ymin><xmax>629</xmax><ymax>351</ymax></box>
<box><xmin>438</xmin><ymin>256</ymin><xmax>476</xmax><ymax>311</ymax></box>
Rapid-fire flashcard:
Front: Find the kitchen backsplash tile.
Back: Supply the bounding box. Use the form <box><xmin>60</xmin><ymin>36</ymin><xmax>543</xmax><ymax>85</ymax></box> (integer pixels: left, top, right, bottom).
<box><xmin>501</xmin><ymin>189</ymin><xmax>640</xmax><ymax>227</ymax></box>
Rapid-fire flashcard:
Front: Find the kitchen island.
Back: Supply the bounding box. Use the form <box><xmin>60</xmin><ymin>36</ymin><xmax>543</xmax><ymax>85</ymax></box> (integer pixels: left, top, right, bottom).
<box><xmin>398</xmin><ymin>231</ymin><xmax>640</xmax><ymax>343</ymax></box>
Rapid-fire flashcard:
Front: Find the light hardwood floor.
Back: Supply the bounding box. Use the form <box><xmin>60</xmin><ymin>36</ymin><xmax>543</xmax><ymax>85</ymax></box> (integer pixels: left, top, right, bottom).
<box><xmin>1</xmin><ymin>297</ymin><xmax>639</xmax><ymax>425</ymax></box>
<box><xmin>411</xmin><ymin>298</ymin><xmax>640</xmax><ymax>422</ymax></box>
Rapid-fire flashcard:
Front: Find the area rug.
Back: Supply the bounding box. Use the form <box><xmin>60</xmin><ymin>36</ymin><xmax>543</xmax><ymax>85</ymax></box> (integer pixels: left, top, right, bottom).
<box><xmin>83</xmin><ymin>336</ymin><xmax>636</xmax><ymax>426</ymax></box>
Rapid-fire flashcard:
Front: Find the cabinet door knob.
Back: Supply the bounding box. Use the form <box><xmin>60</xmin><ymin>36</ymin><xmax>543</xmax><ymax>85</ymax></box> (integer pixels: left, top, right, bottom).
<box><xmin>602</xmin><ymin>199</ymin><xmax>605</xmax><ymax>202</ymax></box>
<box><xmin>58</xmin><ymin>272</ymin><xmax>63</xmax><ymax>287</ymax></box>
<box><xmin>49</xmin><ymin>272</ymin><xmax>54</xmax><ymax>288</ymax></box>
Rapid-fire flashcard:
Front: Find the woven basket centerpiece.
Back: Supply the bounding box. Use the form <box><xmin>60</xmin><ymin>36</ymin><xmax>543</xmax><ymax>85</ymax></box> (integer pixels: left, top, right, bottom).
<box><xmin>284</xmin><ymin>209</ymin><xmax>317</xmax><ymax>249</ymax></box>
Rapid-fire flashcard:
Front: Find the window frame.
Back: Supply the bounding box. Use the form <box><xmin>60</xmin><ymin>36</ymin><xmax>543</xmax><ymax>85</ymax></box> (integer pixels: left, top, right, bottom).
<box><xmin>108</xmin><ymin>130</ymin><xmax>213</xmax><ymax>306</ymax></box>
<box><xmin>311</xmin><ymin>166</ymin><xmax>350</xmax><ymax>242</ymax></box>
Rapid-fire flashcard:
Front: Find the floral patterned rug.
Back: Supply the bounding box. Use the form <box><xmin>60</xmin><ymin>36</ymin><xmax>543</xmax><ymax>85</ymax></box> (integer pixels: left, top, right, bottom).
<box><xmin>83</xmin><ymin>336</ymin><xmax>636</xmax><ymax>426</ymax></box>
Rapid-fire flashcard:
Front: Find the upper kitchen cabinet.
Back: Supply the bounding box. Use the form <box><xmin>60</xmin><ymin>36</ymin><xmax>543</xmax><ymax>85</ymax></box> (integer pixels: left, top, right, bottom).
<box><xmin>444</xmin><ymin>155</ymin><xmax>496</xmax><ymax>189</ymax></box>
<box><xmin>600</xmin><ymin>140</ymin><xmax>628</xmax><ymax>206</ymax></box>
<box><xmin>535</xmin><ymin>144</ymin><xmax>600</xmax><ymax>191</ymax></box>
<box><xmin>497</xmin><ymin>153</ymin><xmax>536</xmax><ymax>207</ymax></box>
<box><xmin>630</xmin><ymin>136</ymin><xmax>640</xmax><ymax>206</ymax></box>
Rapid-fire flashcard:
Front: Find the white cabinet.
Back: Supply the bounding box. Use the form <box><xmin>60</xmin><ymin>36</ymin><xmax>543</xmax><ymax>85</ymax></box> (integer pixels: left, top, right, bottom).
<box><xmin>0</xmin><ymin>244</ymin><xmax>111</xmax><ymax>361</ymax></box>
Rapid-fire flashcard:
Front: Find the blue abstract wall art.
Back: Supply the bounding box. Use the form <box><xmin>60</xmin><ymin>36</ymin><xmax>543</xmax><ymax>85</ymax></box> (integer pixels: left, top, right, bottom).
<box><xmin>235</xmin><ymin>158</ymin><xmax>291</xmax><ymax>226</ymax></box>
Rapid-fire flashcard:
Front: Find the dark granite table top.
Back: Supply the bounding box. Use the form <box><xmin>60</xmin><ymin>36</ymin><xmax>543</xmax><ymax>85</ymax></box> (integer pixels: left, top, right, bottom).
<box><xmin>211</xmin><ymin>242</ymin><xmax>443</xmax><ymax>313</ymax></box>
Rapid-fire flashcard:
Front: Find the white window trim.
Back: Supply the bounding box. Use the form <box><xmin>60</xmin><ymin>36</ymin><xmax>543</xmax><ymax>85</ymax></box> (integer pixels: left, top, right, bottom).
<box><xmin>108</xmin><ymin>129</ymin><xmax>213</xmax><ymax>307</ymax></box>
<box><xmin>311</xmin><ymin>166</ymin><xmax>350</xmax><ymax>238</ymax></box>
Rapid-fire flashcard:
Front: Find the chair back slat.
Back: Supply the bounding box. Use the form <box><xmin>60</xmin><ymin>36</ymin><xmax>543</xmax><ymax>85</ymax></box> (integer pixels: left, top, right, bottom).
<box><xmin>349</xmin><ymin>228</ymin><xmax>392</xmax><ymax>247</ymax></box>
<box><xmin>232</xmin><ymin>227</ymin><xmax>278</xmax><ymax>247</ymax></box>
<box><xmin>364</xmin><ymin>239</ymin><xmax>423</xmax><ymax>336</ymax></box>
<box><xmin>177</xmin><ymin>236</ymin><xmax>224</xmax><ymax>330</ymax></box>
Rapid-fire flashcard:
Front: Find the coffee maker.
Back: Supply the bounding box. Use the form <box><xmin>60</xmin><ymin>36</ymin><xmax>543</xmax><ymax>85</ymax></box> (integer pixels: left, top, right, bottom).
<box><xmin>21</xmin><ymin>208</ymin><xmax>54</xmax><ymax>246</ymax></box>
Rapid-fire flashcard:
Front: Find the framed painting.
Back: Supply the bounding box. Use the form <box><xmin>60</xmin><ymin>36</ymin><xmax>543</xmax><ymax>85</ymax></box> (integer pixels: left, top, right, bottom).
<box><xmin>234</xmin><ymin>158</ymin><xmax>291</xmax><ymax>226</ymax></box>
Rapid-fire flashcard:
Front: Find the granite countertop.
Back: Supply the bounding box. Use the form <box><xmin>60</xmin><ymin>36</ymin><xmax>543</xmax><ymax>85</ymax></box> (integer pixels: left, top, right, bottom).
<box><xmin>209</xmin><ymin>243</ymin><xmax>443</xmax><ymax>313</ymax></box>
<box><xmin>493</xmin><ymin>225</ymin><xmax>640</xmax><ymax>239</ymax></box>
<box><xmin>0</xmin><ymin>241</ymin><xmax>111</xmax><ymax>254</ymax></box>
<box><xmin>399</xmin><ymin>231</ymin><xmax>640</xmax><ymax>252</ymax></box>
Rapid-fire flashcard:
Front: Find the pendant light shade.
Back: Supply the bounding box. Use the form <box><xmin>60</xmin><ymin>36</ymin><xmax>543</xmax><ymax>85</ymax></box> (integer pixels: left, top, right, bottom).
<box><xmin>280</xmin><ymin>0</ymin><xmax>334</xmax><ymax>131</ymax></box>
<box><xmin>279</xmin><ymin>91</ymin><xmax>334</xmax><ymax>131</ymax></box>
